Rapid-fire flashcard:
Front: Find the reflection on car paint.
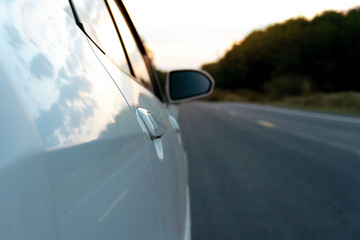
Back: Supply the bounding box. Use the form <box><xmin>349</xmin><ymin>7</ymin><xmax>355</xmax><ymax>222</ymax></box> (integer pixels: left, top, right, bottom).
<box><xmin>0</xmin><ymin>1</ymin><xmax>163</xmax><ymax>239</ymax></box>
<box><xmin>0</xmin><ymin>0</ymin><xmax>136</xmax><ymax>149</ymax></box>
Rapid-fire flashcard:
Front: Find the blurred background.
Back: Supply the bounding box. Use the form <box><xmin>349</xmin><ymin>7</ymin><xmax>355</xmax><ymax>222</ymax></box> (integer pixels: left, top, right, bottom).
<box><xmin>124</xmin><ymin>0</ymin><xmax>360</xmax><ymax>114</ymax></box>
<box><xmin>124</xmin><ymin>1</ymin><xmax>360</xmax><ymax>240</ymax></box>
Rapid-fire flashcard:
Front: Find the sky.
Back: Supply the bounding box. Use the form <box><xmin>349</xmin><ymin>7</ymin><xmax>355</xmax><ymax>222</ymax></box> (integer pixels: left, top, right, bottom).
<box><xmin>123</xmin><ymin>0</ymin><xmax>359</xmax><ymax>71</ymax></box>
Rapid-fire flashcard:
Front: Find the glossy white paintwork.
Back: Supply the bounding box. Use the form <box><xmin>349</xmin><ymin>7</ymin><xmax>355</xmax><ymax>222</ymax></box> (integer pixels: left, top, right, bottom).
<box><xmin>90</xmin><ymin>40</ymin><xmax>189</xmax><ymax>240</ymax></box>
<box><xmin>0</xmin><ymin>0</ymin><xmax>194</xmax><ymax>239</ymax></box>
<box><xmin>0</xmin><ymin>66</ymin><xmax>57</xmax><ymax>240</ymax></box>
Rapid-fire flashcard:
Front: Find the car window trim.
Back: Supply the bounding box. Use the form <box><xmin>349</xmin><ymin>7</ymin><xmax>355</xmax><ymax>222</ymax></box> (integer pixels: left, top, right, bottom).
<box><xmin>113</xmin><ymin>0</ymin><xmax>165</xmax><ymax>102</ymax></box>
<box><xmin>68</xmin><ymin>0</ymin><xmax>106</xmax><ymax>55</ymax></box>
<box><xmin>68</xmin><ymin>0</ymin><xmax>165</xmax><ymax>101</ymax></box>
<box><xmin>103</xmin><ymin>0</ymin><xmax>136</xmax><ymax>77</ymax></box>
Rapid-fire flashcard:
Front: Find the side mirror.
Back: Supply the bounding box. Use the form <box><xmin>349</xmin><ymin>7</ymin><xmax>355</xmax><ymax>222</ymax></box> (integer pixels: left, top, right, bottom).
<box><xmin>166</xmin><ymin>70</ymin><xmax>215</xmax><ymax>103</ymax></box>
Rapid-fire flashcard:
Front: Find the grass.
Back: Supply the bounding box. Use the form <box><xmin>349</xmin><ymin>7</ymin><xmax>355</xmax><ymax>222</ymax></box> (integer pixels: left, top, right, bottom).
<box><xmin>205</xmin><ymin>89</ymin><xmax>360</xmax><ymax>116</ymax></box>
<box><xmin>273</xmin><ymin>92</ymin><xmax>360</xmax><ymax>115</ymax></box>
<box><xmin>205</xmin><ymin>89</ymin><xmax>264</xmax><ymax>102</ymax></box>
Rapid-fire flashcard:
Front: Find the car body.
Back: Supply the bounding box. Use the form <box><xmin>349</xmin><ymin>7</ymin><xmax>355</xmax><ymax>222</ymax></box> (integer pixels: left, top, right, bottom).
<box><xmin>0</xmin><ymin>0</ymin><xmax>213</xmax><ymax>239</ymax></box>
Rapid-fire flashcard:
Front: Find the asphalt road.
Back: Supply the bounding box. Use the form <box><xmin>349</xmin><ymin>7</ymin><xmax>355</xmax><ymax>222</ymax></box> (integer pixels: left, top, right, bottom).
<box><xmin>178</xmin><ymin>102</ymin><xmax>360</xmax><ymax>240</ymax></box>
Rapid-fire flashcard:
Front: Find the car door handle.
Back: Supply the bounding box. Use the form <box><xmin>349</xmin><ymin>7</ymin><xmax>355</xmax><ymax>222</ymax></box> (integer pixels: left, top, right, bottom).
<box><xmin>137</xmin><ymin>108</ymin><xmax>164</xmax><ymax>140</ymax></box>
<box><xmin>169</xmin><ymin>115</ymin><xmax>180</xmax><ymax>133</ymax></box>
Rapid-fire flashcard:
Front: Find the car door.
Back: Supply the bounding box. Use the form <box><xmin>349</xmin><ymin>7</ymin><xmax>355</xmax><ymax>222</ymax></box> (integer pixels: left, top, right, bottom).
<box><xmin>0</xmin><ymin>0</ymin><xmax>164</xmax><ymax>239</ymax></box>
<box><xmin>98</xmin><ymin>1</ymin><xmax>189</xmax><ymax>239</ymax></box>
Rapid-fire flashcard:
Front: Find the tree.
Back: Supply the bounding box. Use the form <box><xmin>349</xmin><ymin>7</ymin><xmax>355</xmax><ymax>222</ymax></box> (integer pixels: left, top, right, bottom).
<box><xmin>202</xmin><ymin>7</ymin><xmax>360</xmax><ymax>96</ymax></box>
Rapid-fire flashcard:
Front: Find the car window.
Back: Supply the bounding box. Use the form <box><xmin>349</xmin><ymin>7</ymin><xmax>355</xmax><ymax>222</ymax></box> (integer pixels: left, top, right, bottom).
<box><xmin>71</xmin><ymin>0</ymin><xmax>130</xmax><ymax>73</ymax></box>
<box><xmin>54</xmin><ymin>0</ymin><xmax>75</xmax><ymax>20</ymax></box>
<box><xmin>107</xmin><ymin>0</ymin><xmax>153</xmax><ymax>91</ymax></box>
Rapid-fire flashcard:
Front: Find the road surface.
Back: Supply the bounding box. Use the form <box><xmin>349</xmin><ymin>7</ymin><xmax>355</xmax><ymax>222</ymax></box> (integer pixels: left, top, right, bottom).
<box><xmin>178</xmin><ymin>102</ymin><xmax>360</xmax><ymax>240</ymax></box>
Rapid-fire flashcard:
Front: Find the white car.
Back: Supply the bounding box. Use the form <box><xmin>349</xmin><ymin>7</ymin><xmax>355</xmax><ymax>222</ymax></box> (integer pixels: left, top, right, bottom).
<box><xmin>0</xmin><ymin>0</ymin><xmax>214</xmax><ymax>239</ymax></box>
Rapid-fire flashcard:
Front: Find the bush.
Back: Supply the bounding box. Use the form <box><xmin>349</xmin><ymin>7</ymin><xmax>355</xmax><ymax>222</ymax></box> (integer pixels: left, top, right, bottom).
<box><xmin>204</xmin><ymin>88</ymin><xmax>263</xmax><ymax>102</ymax></box>
<box><xmin>278</xmin><ymin>92</ymin><xmax>360</xmax><ymax>115</ymax></box>
<box><xmin>263</xmin><ymin>75</ymin><xmax>315</xmax><ymax>99</ymax></box>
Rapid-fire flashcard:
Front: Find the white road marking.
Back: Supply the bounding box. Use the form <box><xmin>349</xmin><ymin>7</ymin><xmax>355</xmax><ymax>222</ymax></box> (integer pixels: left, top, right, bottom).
<box><xmin>257</xmin><ymin>120</ymin><xmax>275</xmax><ymax>128</ymax></box>
<box><xmin>229</xmin><ymin>111</ymin><xmax>237</xmax><ymax>117</ymax></box>
<box><xmin>98</xmin><ymin>190</ymin><xmax>128</xmax><ymax>222</ymax></box>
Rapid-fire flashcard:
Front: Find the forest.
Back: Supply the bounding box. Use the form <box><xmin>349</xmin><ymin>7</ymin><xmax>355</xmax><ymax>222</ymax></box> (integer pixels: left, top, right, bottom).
<box><xmin>202</xmin><ymin>7</ymin><xmax>360</xmax><ymax>99</ymax></box>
